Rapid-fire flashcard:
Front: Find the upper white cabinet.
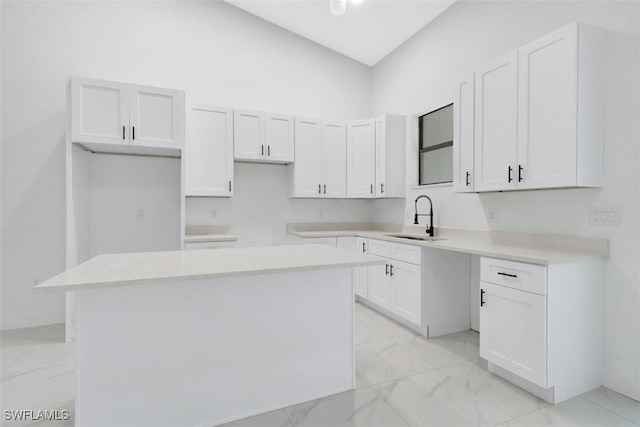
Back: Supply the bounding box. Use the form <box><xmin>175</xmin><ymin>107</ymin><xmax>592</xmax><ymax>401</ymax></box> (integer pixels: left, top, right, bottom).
<box><xmin>375</xmin><ymin>114</ymin><xmax>406</xmax><ymax>198</ymax></box>
<box><xmin>71</xmin><ymin>77</ymin><xmax>184</xmax><ymax>155</ymax></box>
<box><xmin>461</xmin><ymin>22</ymin><xmax>604</xmax><ymax>193</ymax></box>
<box><xmin>473</xmin><ymin>51</ymin><xmax>519</xmax><ymax>192</ymax></box>
<box><xmin>234</xmin><ymin>109</ymin><xmax>294</xmax><ymax>163</ymax></box>
<box><xmin>517</xmin><ymin>22</ymin><xmax>604</xmax><ymax>189</ymax></box>
<box><xmin>185</xmin><ymin>105</ymin><xmax>233</xmax><ymax>197</ymax></box>
<box><xmin>291</xmin><ymin>118</ymin><xmax>346</xmax><ymax>198</ymax></box>
<box><xmin>453</xmin><ymin>72</ymin><xmax>475</xmax><ymax>192</ymax></box>
<box><xmin>347</xmin><ymin>119</ymin><xmax>376</xmax><ymax>198</ymax></box>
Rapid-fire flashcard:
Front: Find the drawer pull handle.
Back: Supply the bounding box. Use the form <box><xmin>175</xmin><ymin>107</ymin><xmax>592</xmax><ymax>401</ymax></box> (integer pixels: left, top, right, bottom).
<box><xmin>390</xmin><ymin>264</ymin><xmax>394</xmax><ymax>277</ymax></box>
<box><xmin>497</xmin><ymin>272</ymin><xmax>518</xmax><ymax>278</ymax></box>
<box><xmin>385</xmin><ymin>264</ymin><xmax>389</xmax><ymax>275</ymax></box>
<box><xmin>480</xmin><ymin>289</ymin><xmax>485</xmax><ymax>306</ymax></box>
<box><xmin>362</xmin><ymin>242</ymin><xmax>366</xmax><ymax>253</ymax></box>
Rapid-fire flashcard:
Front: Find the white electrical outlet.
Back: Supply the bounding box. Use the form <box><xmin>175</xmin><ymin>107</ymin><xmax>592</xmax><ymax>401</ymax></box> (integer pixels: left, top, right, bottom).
<box><xmin>488</xmin><ymin>208</ymin><xmax>498</xmax><ymax>223</ymax></box>
<box><xmin>136</xmin><ymin>208</ymin><xmax>146</xmax><ymax>221</ymax></box>
<box><xmin>588</xmin><ymin>207</ymin><xmax>621</xmax><ymax>226</ymax></box>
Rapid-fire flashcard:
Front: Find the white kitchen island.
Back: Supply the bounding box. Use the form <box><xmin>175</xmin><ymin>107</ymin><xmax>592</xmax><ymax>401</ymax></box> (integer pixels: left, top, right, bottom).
<box><xmin>34</xmin><ymin>245</ymin><xmax>382</xmax><ymax>427</ymax></box>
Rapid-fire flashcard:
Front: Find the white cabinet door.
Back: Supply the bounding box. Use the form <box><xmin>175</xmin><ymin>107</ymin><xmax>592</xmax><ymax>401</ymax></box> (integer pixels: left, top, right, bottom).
<box><xmin>292</xmin><ymin>118</ymin><xmax>323</xmax><ymax>197</ymax></box>
<box><xmin>71</xmin><ymin>77</ymin><xmax>129</xmax><ymax>145</ymax></box>
<box><xmin>347</xmin><ymin>119</ymin><xmax>375</xmax><ymax>198</ymax></box>
<box><xmin>480</xmin><ymin>281</ymin><xmax>547</xmax><ymax>388</ymax></box>
<box><xmin>129</xmin><ymin>84</ymin><xmax>184</xmax><ymax>150</ymax></box>
<box><xmin>354</xmin><ymin>237</ymin><xmax>369</xmax><ymax>298</ymax></box>
<box><xmin>336</xmin><ymin>236</ymin><xmax>356</xmax><ymax>251</ymax></box>
<box><xmin>474</xmin><ymin>51</ymin><xmax>518</xmax><ymax>192</ymax></box>
<box><xmin>368</xmin><ymin>256</ymin><xmax>391</xmax><ymax>309</ymax></box>
<box><xmin>265</xmin><ymin>113</ymin><xmax>294</xmax><ymax>162</ymax></box>
<box><xmin>375</xmin><ymin>116</ymin><xmax>387</xmax><ymax>197</ymax></box>
<box><xmin>374</xmin><ymin>114</ymin><xmax>406</xmax><ymax>198</ymax></box>
<box><xmin>391</xmin><ymin>260</ymin><xmax>422</xmax><ymax>325</ymax></box>
<box><xmin>322</xmin><ymin>121</ymin><xmax>347</xmax><ymax>198</ymax></box>
<box><xmin>234</xmin><ymin>109</ymin><xmax>265</xmax><ymax>161</ymax></box>
<box><xmin>185</xmin><ymin>105</ymin><xmax>233</xmax><ymax>197</ymax></box>
<box><xmin>453</xmin><ymin>72</ymin><xmax>475</xmax><ymax>192</ymax></box>
<box><xmin>517</xmin><ymin>24</ymin><xmax>578</xmax><ymax>189</ymax></box>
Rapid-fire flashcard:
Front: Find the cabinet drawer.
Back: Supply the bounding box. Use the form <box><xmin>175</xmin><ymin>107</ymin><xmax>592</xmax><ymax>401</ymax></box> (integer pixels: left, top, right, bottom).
<box><xmin>481</xmin><ymin>257</ymin><xmax>547</xmax><ymax>296</ymax></box>
<box><xmin>368</xmin><ymin>239</ymin><xmax>392</xmax><ymax>257</ymax></box>
<box><xmin>391</xmin><ymin>243</ymin><xmax>421</xmax><ymax>265</ymax></box>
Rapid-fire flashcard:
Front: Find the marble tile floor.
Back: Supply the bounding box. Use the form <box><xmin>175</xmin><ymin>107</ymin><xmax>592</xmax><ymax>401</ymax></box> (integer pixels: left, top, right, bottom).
<box><xmin>1</xmin><ymin>302</ymin><xmax>638</xmax><ymax>427</ymax></box>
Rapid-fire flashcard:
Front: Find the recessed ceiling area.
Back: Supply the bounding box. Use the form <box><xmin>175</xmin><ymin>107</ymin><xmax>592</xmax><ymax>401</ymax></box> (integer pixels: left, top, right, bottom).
<box><xmin>223</xmin><ymin>0</ymin><xmax>458</xmax><ymax>66</ymax></box>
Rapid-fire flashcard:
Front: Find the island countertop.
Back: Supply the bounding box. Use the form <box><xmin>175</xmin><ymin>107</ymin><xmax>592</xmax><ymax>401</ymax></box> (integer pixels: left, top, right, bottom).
<box><xmin>34</xmin><ymin>244</ymin><xmax>383</xmax><ymax>293</ymax></box>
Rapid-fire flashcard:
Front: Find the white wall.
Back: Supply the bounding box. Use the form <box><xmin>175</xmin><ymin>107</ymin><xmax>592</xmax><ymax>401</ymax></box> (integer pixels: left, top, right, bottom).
<box><xmin>372</xmin><ymin>1</ymin><xmax>640</xmax><ymax>401</ymax></box>
<box><xmin>187</xmin><ymin>163</ymin><xmax>373</xmax><ymax>247</ymax></box>
<box><xmin>1</xmin><ymin>1</ymin><xmax>373</xmax><ymax>329</ymax></box>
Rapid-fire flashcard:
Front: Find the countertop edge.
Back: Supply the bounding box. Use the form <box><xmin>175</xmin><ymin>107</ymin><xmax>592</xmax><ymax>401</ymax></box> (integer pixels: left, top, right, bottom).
<box><xmin>32</xmin><ymin>258</ymin><xmax>384</xmax><ymax>294</ymax></box>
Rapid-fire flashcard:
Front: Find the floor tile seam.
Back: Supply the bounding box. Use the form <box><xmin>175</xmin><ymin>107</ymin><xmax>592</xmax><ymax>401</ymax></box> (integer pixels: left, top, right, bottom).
<box><xmin>575</xmin><ymin>395</ymin><xmax>640</xmax><ymax>425</ymax></box>
<box><xmin>0</xmin><ymin>359</ymin><xmax>76</xmax><ymax>378</ymax></box>
<box><xmin>580</xmin><ymin>389</ymin><xmax>640</xmax><ymax>419</ymax></box>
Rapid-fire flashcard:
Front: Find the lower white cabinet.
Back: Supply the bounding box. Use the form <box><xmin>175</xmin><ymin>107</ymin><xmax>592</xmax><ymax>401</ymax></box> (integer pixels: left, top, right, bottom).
<box><xmin>479</xmin><ymin>256</ymin><xmax>603</xmax><ymax>403</ymax></box>
<box><xmin>354</xmin><ymin>237</ymin><xmax>369</xmax><ymax>298</ymax></box>
<box><xmin>480</xmin><ymin>281</ymin><xmax>547</xmax><ymax>387</ymax></box>
<box><xmin>368</xmin><ymin>239</ymin><xmax>422</xmax><ymax>325</ymax></box>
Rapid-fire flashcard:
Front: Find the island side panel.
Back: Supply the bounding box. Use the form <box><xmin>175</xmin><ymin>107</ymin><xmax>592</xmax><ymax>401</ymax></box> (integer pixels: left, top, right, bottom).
<box><xmin>75</xmin><ymin>268</ymin><xmax>354</xmax><ymax>426</ymax></box>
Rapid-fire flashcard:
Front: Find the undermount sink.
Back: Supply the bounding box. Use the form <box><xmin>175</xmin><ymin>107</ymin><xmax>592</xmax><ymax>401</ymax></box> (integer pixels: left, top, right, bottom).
<box><xmin>385</xmin><ymin>234</ymin><xmax>447</xmax><ymax>242</ymax></box>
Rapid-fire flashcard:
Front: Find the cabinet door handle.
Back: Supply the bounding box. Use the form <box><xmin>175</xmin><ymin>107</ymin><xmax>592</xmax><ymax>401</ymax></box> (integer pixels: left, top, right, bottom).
<box><xmin>508</xmin><ymin>166</ymin><xmax>513</xmax><ymax>183</ymax></box>
<box><xmin>122</xmin><ymin>125</ymin><xmax>126</xmax><ymax>140</ymax></box>
<box><xmin>518</xmin><ymin>165</ymin><xmax>523</xmax><ymax>182</ymax></box>
<box><xmin>229</xmin><ymin>180</ymin><xmax>232</xmax><ymax>192</ymax></box>
<box><xmin>480</xmin><ymin>289</ymin><xmax>485</xmax><ymax>306</ymax></box>
<box><xmin>370</xmin><ymin>184</ymin><xmax>373</xmax><ymax>194</ymax></box>
<box><xmin>323</xmin><ymin>184</ymin><xmax>326</xmax><ymax>194</ymax></box>
<box><xmin>385</xmin><ymin>264</ymin><xmax>389</xmax><ymax>275</ymax></box>
<box><xmin>268</xmin><ymin>145</ymin><xmax>271</xmax><ymax>156</ymax></box>
<box><xmin>466</xmin><ymin>172</ymin><xmax>470</xmax><ymax>187</ymax></box>
<box><xmin>362</xmin><ymin>242</ymin><xmax>366</xmax><ymax>253</ymax></box>
<box><xmin>497</xmin><ymin>271</ymin><xmax>518</xmax><ymax>278</ymax></box>
<box><xmin>132</xmin><ymin>126</ymin><xmax>135</xmax><ymax>141</ymax></box>
<box><xmin>390</xmin><ymin>264</ymin><xmax>394</xmax><ymax>277</ymax></box>
<box><xmin>261</xmin><ymin>145</ymin><xmax>264</xmax><ymax>156</ymax></box>
<box><xmin>318</xmin><ymin>184</ymin><xmax>321</xmax><ymax>194</ymax></box>
<box><xmin>381</xmin><ymin>183</ymin><xmax>384</xmax><ymax>193</ymax></box>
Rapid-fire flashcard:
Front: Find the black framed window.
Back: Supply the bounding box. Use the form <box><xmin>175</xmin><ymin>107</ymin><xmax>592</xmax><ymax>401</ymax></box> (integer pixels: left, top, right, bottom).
<box><xmin>419</xmin><ymin>103</ymin><xmax>453</xmax><ymax>185</ymax></box>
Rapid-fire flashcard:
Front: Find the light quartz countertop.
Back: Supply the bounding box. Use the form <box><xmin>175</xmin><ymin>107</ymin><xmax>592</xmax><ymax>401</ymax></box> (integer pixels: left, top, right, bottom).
<box><xmin>33</xmin><ymin>245</ymin><xmax>383</xmax><ymax>294</ymax></box>
<box><xmin>288</xmin><ymin>223</ymin><xmax>608</xmax><ymax>265</ymax></box>
<box><xmin>184</xmin><ymin>225</ymin><xmax>238</xmax><ymax>243</ymax></box>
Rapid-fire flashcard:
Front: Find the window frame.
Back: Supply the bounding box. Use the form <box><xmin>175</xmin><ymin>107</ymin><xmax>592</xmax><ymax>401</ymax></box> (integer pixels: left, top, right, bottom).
<box><xmin>418</xmin><ymin>102</ymin><xmax>454</xmax><ymax>186</ymax></box>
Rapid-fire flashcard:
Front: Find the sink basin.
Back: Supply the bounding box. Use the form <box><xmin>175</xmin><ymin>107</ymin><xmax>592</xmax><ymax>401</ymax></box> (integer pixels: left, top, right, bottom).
<box><xmin>385</xmin><ymin>234</ymin><xmax>447</xmax><ymax>242</ymax></box>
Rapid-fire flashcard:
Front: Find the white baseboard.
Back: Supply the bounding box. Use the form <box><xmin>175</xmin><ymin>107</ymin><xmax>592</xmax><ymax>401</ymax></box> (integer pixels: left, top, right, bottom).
<box><xmin>1</xmin><ymin>309</ymin><xmax>65</xmax><ymax>331</ymax></box>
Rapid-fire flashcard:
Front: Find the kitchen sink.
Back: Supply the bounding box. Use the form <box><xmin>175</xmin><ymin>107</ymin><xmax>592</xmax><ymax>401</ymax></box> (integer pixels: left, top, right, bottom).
<box><xmin>385</xmin><ymin>234</ymin><xmax>447</xmax><ymax>242</ymax></box>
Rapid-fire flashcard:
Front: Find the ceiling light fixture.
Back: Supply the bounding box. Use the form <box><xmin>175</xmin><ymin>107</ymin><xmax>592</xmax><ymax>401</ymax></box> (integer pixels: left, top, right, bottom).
<box><xmin>330</xmin><ymin>0</ymin><xmax>346</xmax><ymax>16</ymax></box>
